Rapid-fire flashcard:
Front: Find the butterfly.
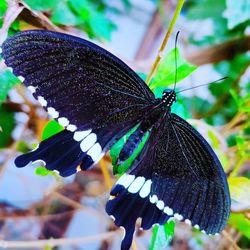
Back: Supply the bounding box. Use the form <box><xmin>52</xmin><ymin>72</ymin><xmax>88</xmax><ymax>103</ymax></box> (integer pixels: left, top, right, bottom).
<box><xmin>1</xmin><ymin>30</ymin><xmax>230</xmax><ymax>250</ymax></box>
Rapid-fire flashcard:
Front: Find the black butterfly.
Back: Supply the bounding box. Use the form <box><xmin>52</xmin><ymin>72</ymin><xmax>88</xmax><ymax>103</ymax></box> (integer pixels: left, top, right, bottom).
<box><xmin>1</xmin><ymin>30</ymin><xmax>230</xmax><ymax>250</ymax></box>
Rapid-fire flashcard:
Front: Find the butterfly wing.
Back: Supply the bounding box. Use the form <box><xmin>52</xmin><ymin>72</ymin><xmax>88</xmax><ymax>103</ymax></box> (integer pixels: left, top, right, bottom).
<box><xmin>1</xmin><ymin>30</ymin><xmax>155</xmax><ymax>176</ymax></box>
<box><xmin>106</xmin><ymin>113</ymin><xmax>230</xmax><ymax>250</ymax></box>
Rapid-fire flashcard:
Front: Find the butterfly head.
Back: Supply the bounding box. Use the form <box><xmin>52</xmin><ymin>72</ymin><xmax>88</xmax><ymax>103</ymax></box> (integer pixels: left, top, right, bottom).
<box><xmin>162</xmin><ymin>89</ymin><xmax>176</xmax><ymax>108</ymax></box>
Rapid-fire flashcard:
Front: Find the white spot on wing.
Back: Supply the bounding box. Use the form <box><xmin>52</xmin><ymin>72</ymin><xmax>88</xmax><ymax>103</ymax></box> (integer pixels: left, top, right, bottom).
<box><xmin>18</xmin><ymin>76</ymin><xmax>25</xmax><ymax>82</ymax></box>
<box><xmin>27</xmin><ymin>86</ymin><xmax>36</xmax><ymax>94</ymax></box>
<box><xmin>116</xmin><ymin>173</ymin><xmax>135</xmax><ymax>188</ymax></box>
<box><xmin>47</xmin><ymin>107</ymin><xmax>59</xmax><ymax>118</ymax></box>
<box><xmin>87</xmin><ymin>143</ymin><xmax>102</xmax><ymax>162</ymax></box>
<box><xmin>73</xmin><ymin>130</ymin><xmax>91</xmax><ymax>142</ymax></box>
<box><xmin>58</xmin><ymin>117</ymin><xmax>69</xmax><ymax>127</ymax></box>
<box><xmin>80</xmin><ymin>133</ymin><xmax>97</xmax><ymax>152</ymax></box>
<box><xmin>8</xmin><ymin>67</ymin><xmax>13</xmax><ymax>73</ymax></box>
<box><xmin>66</xmin><ymin>124</ymin><xmax>77</xmax><ymax>132</ymax></box>
<box><xmin>37</xmin><ymin>96</ymin><xmax>47</xmax><ymax>107</ymax></box>
<box><xmin>139</xmin><ymin>179</ymin><xmax>152</xmax><ymax>198</ymax></box>
<box><xmin>149</xmin><ymin>194</ymin><xmax>158</xmax><ymax>204</ymax></box>
<box><xmin>174</xmin><ymin>213</ymin><xmax>183</xmax><ymax>221</ymax></box>
<box><xmin>184</xmin><ymin>219</ymin><xmax>191</xmax><ymax>225</ymax></box>
<box><xmin>201</xmin><ymin>230</ymin><xmax>206</xmax><ymax>234</ymax></box>
<box><xmin>156</xmin><ymin>200</ymin><xmax>164</xmax><ymax>210</ymax></box>
<box><xmin>128</xmin><ymin>176</ymin><xmax>145</xmax><ymax>193</ymax></box>
<box><xmin>163</xmin><ymin>206</ymin><xmax>173</xmax><ymax>216</ymax></box>
<box><xmin>194</xmin><ymin>224</ymin><xmax>200</xmax><ymax>229</ymax></box>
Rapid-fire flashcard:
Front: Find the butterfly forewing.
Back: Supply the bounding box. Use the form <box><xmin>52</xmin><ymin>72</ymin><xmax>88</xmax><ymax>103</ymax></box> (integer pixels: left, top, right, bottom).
<box><xmin>2</xmin><ymin>30</ymin><xmax>155</xmax><ymax>131</ymax></box>
<box><xmin>1</xmin><ymin>30</ymin><xmax>155</xmax><ymax>176</ymax></box>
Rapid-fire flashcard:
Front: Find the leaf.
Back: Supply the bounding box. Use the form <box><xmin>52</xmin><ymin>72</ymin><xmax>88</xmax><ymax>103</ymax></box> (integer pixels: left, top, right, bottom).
<box><xmin>0</xmin><ymin>70</ymin><xmax>20</xmax><ymax>105</ymax></box>
<box><xmin>0</xmin><ymin>0</ymin><xmax>7</xmax><ymax>17</ymax></box>
<box><xmin>0</xmin><ymin>105</ymin><xmax>15</xmax><ymax>148</ymax></box>
<box><xmin>228</xmin><ymin>177</ymin><xmax>250</xmax><ymax>208</ymax></box>
<box><xmin>35</xmin><ymin>166</ymin><xmax>50</xmax><ymax>176</ymax></box>
<box><xmin>88</xmin><ymin>10</ymin><xmax>115</xmax><ymax>40</ymax></box>
<box><xmin>24</xmin><ymin>0</ymin><xmax>61</xmax><ymax>11</ymax></box>
<box><xmin>223</xmin><ymin>0</ymin><xmax>250</xmax><ymax>29</ymax></box>
<box><xmin>207</xmin><ymin>129</ymin><xmax>220</xmax><ymax>149</ymax></box>
<box><xmin>51</xmin><ymin>1</ymin><xmax>81</xmax><ymax>26</ymax></box>
<box><xmin>149</xmin><ymin>221</ymin><xmax>175</xmax><ymax>250</ymax></box>
<box><xmin>228</xmin><ymin>213</ymin><xmax>250</xmax><ymax>239</ymax></box>
<box><xmin>110</xmin><ymin>126</ymin><xmax>149</xmax><ymax>175</ymax></box>
<box><xmin>186</xmin><ymin>0</ymin><xmax>226</xmax><ymax>20</ymax></box>
<box><xmin>149</xmin><ymin>48</ymin><xmax>197</xmax><ymax>90</ymax></box>
<box><xmin>42</xmin><ymin>120</ymin><xmax>64</xmax><ymax>141</ymax></box>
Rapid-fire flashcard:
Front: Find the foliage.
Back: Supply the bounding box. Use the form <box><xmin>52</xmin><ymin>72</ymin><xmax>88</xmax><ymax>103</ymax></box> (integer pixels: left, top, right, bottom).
<box><xmin>150</xmin><ymin>221</ymin><xmax>175</xmax><ymax>250</ymax></box>
<box><xmin>0</xmin><ymin>105</ymin><xmax>15</xmax><ymax>148</ymax></box>
<box><xmin>149</xmin><ymin>48</ymin><xmax>197</xmax><ymax>90</ymax></box>
<box><xmin>0</xmin><ymin>70</ymin><xmax>19</xmax><ymax>105</ymax></box>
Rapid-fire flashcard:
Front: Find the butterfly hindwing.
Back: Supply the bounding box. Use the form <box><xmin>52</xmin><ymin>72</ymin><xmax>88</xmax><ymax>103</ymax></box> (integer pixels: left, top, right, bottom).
<box><xmin>106</xmin><ymin>113</ymin><xmax>230</xmax><ymax>249</ymax></box>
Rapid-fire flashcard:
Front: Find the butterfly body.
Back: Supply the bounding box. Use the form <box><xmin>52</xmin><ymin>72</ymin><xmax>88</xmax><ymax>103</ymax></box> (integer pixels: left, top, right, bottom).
<box><xmin>1</xmin><ymin>30</ymin><xmax>230</xmax><ymax>250</ymax></box>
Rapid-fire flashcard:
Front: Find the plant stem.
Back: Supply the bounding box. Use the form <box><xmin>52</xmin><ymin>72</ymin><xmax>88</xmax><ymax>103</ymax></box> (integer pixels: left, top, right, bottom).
<box><xmin>145</xmin><ymin>0</ymin><xmax>185</xmax><ymax>85</ymax></box>
<box><xmin>100</xmin><ymin>159</ymin><xmax>113</xmax><ymax>190</ymax></box>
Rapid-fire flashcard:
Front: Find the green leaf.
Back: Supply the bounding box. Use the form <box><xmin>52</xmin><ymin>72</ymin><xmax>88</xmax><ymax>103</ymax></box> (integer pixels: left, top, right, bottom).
<box><xmin>110</xmin><ymin>126</ymin><xmax>149</xmax><ymax>175</ymax></box>
<box><xmin>0</xmin><ymin>70</ymin><xmax>20</xmax><ymax>105</ymax></box>
<box><xmin>186</xmin><ymin>0</ymin><xmax>226</xmax><ymax>20</ymax></box>
<box><xmin>35</xmin><ymin>166</ymin><xmax>50</xmax><ymax>176</ymax></box>
<box><xmin>228</xmin><ymin>213</ymin><xmax>250</xmax><ymax>239</ymax></box>
<box><xmin>0</xmin><ymin>0</ymin><xmax>7</xmax><ymax>17</ymax></box>
<box><xmin>42</xmin><ymin>120</ymin><xmax>64</xmax><ymax>141</ymax></box>
<box><xmin>207</xmin><ymin>129</ymin><xmax>220</xmax><ymax>149</ymax></box>
<box><xmin>24</xmin><ymin>0</ymin><xmax>61</xmax><ymax>11</ymax></box>
<box><xmin>149</xmin><ymin>221</ymin><xmax>175</xmax><ymax>250</ymax></box>
<box><xmin>51</xmin><ymin>2</ymin><xmax>81</xmax><ymax>26</ymax></box>
<box><xmin>228</xmin><ymin>177</ymin><xmax>250</xmax><ymax>208</ymax></box>
<box><xmin>223</xmin><ymin>0</ymin><xmax>250</xmax><ymax>29</ymax></box>
<box><xmin>88</xmin><ymin>10</ymin><xmax>115</xmax><ymax>40</ymax></box>
<box><xmin>0</xmin><ymin>105</ymin><xmax>15</xmax><ymax>148</ymax></box>
<box><xmin>149</xmin><ymin>48</ymin><xmax>197</xmax><ymax>90</ymax></box>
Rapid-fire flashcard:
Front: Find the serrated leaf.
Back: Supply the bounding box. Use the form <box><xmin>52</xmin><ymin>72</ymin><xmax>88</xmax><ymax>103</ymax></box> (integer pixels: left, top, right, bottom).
<box><xmin>228</xmin><ymin>177</ymin><xmax>250</xmax><ymax>208</ymax></box>
<box><xmin>149</xmin><ymin>221</ymin><xmax>175</xmax><ymax>250</ymax></box>
<box><xmin>228</xmin><ymin>213</ymin><xmax>250</xmax><ymax>239</ymax></box>
<box><xmin>42</xmin><ymin>120</ymin><xmax>64</xmax><ymax>141</ymax></box>
<box><xmin>149</xmin><ymin>48</ymin><xmax>197</xmax><ymax>90</ymax></box>
<box><xmin>0</xmin><ymin>105</ymin><xmax>15</xmax><ymax>148</ymax></box>
<box><xmin>24</xmin><ymin>0</ymin><xmax>61</xmax><ymax>11</ymax></box>
<box><xmin>0</xmin><ymin>70</ymin><xmax>19</xmax><ymax>105</ymax></box>
<box><xmin>223</xmin><ymin>0</ymin><xmax>250</xmax><ymax>29</ymax></box>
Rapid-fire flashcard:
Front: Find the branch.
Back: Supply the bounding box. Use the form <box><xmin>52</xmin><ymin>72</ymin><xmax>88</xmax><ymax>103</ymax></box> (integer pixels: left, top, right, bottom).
<box><xmin>0</xmin><ymin>231</ymin><xmax>117</xmax><ymax>248</ymax></box>
<box><xmin>185</xmin><ymin>36</ymin><xmax>250</xmax><ymax>66</ymax></box>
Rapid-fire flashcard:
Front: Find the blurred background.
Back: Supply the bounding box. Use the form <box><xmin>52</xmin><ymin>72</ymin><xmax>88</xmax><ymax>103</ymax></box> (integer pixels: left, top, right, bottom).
<box><xmin>0</xmin><ymin>0</ymin><xmax>250</xmax><ymax>249</ymax></box>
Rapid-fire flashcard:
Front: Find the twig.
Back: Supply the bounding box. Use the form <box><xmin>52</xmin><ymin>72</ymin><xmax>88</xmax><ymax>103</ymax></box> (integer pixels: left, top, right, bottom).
<box><xmin>0</xmin><ymin>0</ymin><xmax>24</xmax><ymax>45</ymax></box>
<box><xmin>99</xmin><ymin>159</ymin><xmax>113</xmax><ymax>190</ymax></box>
<box><xmin>222</xmin><ymin>230</ymin><xmax>241</xmax><ymax>250</ymax></box>
<box><xmin>145</xmin><ymin>0</ymin><xmax>185</xmax><ymax>84</ymax></box>
<box><xmin>0</xmin><ymin>231</ymin><xmax>117</xmax><ymax>248</ymax></box>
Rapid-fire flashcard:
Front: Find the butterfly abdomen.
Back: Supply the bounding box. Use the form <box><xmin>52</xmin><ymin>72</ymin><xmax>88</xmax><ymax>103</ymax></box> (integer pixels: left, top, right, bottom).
<box><xmin>117</xmin><ymin>125</ymin><xmax>147</xmax><ymax>165</ymax></box>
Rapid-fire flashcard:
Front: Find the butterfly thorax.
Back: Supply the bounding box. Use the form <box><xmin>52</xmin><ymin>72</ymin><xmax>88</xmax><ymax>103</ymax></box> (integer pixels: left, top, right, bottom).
<box><xmin>162</xmin><ymin>89</ymin><xmax>176</xmax><ymax>109</ymax></box>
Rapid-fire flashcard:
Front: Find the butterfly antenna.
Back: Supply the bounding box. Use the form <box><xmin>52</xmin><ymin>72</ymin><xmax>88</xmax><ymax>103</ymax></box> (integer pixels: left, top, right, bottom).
<box><xmin>176</xmin><ymin>77</ymin><xmax>228</xmax><ymax>94</ymax></box>
<box><xmin>173</xmin><ymin>31</ymin><xmax>180</xmax><ymax>91</ymax></box>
